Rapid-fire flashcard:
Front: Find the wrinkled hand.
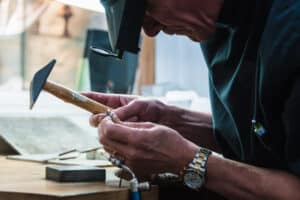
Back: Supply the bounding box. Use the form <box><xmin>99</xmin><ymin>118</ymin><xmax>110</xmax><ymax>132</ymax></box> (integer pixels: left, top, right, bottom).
<box><xmin>82</xmin><ymin>92</ymin><xmax>219</xmax><ymax>154</ymax></box>
<box><xmin>98</xmin><ymin>117</ymin><xmax>198</xmax><ymax>179</ymax></box>
<box><xmin>82</xmin><ymin>92</ymin><xmax>167</xmax><ymax>127</ymax></box>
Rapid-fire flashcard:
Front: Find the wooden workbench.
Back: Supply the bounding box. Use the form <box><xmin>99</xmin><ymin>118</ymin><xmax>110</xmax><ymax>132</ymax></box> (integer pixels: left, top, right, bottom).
<box><xmin>0</xmin><ymin>156</ymin><xmax>158</xmax><ymax>200</ymax></box>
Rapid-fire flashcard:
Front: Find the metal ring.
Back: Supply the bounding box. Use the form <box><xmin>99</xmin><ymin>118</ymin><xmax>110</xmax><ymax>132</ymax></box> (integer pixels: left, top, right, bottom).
<box><xmin>106</xmin><ymin>110</ymin><xmax>115</xmax><ymax>120</ymax></box>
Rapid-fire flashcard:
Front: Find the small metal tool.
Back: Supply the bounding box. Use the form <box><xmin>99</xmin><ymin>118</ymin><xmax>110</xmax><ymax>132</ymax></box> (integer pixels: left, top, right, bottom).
<box><xmin>30</xmin><ymin>59</ymin><xmax>110</xmax><ymax>114</ymax></box>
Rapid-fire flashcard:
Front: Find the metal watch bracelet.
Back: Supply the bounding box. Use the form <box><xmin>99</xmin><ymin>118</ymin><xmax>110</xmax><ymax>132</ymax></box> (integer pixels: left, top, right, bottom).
<box><xmin>183</xmin><ymin>147</ymin><xmax>212</xmax><ymax>190</ymax></box>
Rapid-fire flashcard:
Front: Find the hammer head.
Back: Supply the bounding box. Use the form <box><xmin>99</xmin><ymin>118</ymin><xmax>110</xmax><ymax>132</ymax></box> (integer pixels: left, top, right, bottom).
<box><xmin>30</xmin><ymin>59</ymin><xmax>56</xmax><ymax>109</ymax></box>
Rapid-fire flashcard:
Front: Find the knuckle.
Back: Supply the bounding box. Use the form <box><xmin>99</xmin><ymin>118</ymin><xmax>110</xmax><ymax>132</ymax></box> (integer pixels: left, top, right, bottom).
<box><xmin>132</xmin><ymin>99</ymin><xmax>144</xmax><ymax>107</ymax></box>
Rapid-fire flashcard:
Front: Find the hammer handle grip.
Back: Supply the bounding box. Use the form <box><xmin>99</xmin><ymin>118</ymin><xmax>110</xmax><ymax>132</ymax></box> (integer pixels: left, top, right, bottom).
<box><xmin>44</xmin><ymin>81</ymin><xmax>110</xmax><ymax>114</ymax></box>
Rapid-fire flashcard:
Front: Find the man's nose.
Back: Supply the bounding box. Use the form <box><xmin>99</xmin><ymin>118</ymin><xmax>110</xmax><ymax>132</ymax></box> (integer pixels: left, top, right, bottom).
<box><xmin>142</xmin><ymin>15</ymin><xmax>163</xmax><ymax>37</ymax></box>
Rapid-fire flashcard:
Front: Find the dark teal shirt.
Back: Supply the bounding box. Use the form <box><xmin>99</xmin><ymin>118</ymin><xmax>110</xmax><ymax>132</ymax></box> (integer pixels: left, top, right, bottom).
<box><xmin>201</xmin><ymin>0</ymin><xmax>300</xmax><ymax>176</ymax></box>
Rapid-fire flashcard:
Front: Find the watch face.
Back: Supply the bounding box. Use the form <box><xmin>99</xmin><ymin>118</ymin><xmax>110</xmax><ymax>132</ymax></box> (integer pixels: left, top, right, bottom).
<box><xmin>184</xmin><ymin>170</ymin><xmax>204</xmax><ymax>190</ymax></box>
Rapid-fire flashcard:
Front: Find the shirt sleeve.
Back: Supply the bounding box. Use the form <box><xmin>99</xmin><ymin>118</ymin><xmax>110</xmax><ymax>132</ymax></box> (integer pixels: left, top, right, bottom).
<box><xmin>282</xmin><ymin>76</ymin><xmax>300</xmax><ymax>176</ymax></box>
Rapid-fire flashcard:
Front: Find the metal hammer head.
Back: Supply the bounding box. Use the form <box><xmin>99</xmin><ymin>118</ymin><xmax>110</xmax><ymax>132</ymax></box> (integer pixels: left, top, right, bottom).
<box><xmin>30</xmin><ymin>59</ymin><xmax>56</xmax><ymax>109</ymax></box>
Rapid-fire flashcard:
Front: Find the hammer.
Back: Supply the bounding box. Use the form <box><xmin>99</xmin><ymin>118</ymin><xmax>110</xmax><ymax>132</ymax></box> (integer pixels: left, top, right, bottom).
<box><xmin>30</xmin><ymin>59</ymin><xmax>128</xmax><ymax>187</ymax></box>
<box><xmin>30</xmin><ymin>59</ymin><xmax>110</xmax><ymax>114</ymax></box>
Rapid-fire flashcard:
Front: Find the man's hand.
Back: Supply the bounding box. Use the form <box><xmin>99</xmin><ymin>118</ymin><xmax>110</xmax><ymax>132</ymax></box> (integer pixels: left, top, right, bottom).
<box><xmin>83</xmin><ymin>92</ymin><xmax>220</xmax><ymax>152</ymax></box>
<box><xmin>82</xmin><ymin>92</ymin><xmax>167</xmax><ymax>127</ymax></box>
<box><xmin>98</xmin><ymin>116</ymin><xmax>198</xmax><ymax>179</ymax></box>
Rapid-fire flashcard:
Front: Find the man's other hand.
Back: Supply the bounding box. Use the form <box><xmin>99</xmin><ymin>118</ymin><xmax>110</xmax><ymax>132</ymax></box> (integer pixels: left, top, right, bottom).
<box><xmin>98</xmin><ymin>116</ymin><xmax>198</xmax><ymax>179</ymax></box>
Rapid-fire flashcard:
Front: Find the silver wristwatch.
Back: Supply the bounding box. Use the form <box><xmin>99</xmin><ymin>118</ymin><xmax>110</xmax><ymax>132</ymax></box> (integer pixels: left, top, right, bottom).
<box><xmin>183</xmin><ymin>147</ymin><xmax>212</xmax><ymax>190</ymax></box>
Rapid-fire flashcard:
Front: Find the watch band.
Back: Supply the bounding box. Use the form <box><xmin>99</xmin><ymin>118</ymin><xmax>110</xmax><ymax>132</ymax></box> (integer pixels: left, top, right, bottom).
<box><xmin>183</xmin><ymin>147</ymin><xmax>212</xmax><ymax>190</ymax></box>
<box><xmin>190</xmin><ymin>147</ymin><xmax>212</xmax><ymax>173</ymax></box>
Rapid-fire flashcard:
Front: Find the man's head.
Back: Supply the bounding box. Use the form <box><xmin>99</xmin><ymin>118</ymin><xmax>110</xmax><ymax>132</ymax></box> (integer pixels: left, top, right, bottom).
<box><xmin>143</xmin><ymin>0</ymin><xmax>224</xmax><ymax>42</ymax></box>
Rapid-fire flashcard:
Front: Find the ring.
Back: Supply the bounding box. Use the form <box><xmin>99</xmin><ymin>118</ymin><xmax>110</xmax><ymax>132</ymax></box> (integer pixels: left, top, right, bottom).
<box><xmin>106</xmin><ymin>110</ymin><xmax>114</xmax><ymax>120</ymax></box>
<box><xmin>106</xmin><ymin>110</ymin><xmax>121</xmax><ymax>123</ymax></box>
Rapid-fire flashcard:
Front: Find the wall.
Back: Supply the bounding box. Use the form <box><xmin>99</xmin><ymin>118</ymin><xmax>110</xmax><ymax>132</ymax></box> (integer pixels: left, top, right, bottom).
<box><xmin>155</xmin><ymin>33</ymin><xmax>209</xmax><ymax>97</ymax></box>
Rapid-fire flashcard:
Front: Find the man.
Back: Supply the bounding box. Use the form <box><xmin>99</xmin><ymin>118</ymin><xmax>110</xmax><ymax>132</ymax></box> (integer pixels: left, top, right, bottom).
<box><xmin>83</xmin><ymin>0</ymin><xmax>300</xmax><ymax>199</ymax></box>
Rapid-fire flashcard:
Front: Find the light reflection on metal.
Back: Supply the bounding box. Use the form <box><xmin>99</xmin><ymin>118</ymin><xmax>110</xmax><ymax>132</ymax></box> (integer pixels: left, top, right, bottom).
<box><xmin>90</xmin><ymin>46</ymin><xmax>123</xmax><ymax>59</ymax></box>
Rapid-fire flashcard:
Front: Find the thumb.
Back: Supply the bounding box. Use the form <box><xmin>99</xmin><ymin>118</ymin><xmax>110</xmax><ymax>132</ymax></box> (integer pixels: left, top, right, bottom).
<box><xmin>114</xmin><ymin>101</ymin><xmax>143</xmax><ymax>121</ymax></box>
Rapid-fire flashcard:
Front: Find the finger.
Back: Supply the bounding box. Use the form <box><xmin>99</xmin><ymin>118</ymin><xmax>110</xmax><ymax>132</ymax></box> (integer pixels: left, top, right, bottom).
<box><xmin>99</xmin><ymin>135</ymin><xmax>135</xmax><ymax>161</ymax></box>
<box><xmin>103</xmin><ymin>146</ymin><xmax>124</xmax><ymax>161</ymax></box>
<box><xmin>114</xmin><ymin>101</ymin><xmax>144</xmax><ymax>121</ymax></box>
<box><xmin>81</xmin><ymin>92</ymin><xmax>135</xmax><ymax>108</ymax></box>
<box><xmin>101</xmin><ymin>138</ymin><xmax>152</xmax><ymax>179</ymax></box>
<box><xmin>100</xmin><ymin>117</ymin><xmax>149</xmax><ymax>144</ymax></box>
<box><xmin>122</xmin><ymin>121</ymin><xmax>155</xmax><ymax>129</ymax></box>
<box><xmin>90</xmin><ymin>111</ymin><xmax>121</xmax><ymax>128</ymax></box>
<box><xmin>103</xmin><ymin>146</ymin><xmax>114</xmax><ymax>156</ymax></box>
<box><xmin>125</xmin><ymin>116</ymin><xmax>139</xmax><ymax>122</ymax></box>
<box><xmin>89</xmin><ymin>113</ymin><xmax>106</xmax><ymax>127</ymax></box>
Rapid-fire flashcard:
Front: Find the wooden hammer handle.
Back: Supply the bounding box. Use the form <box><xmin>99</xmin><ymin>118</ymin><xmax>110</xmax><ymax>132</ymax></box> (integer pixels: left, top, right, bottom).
<box><xmin>44</xmin><ymin>80</ymin><xmax>110</xmax><ymax>114</ymax></box>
